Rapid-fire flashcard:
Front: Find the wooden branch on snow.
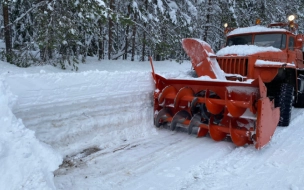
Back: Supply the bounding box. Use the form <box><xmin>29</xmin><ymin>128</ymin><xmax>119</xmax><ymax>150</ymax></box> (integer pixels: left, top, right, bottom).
<box><xmin>112</xmin><ymin>48</ymin><xmax>132</xmax><ymax>60</ymax></box>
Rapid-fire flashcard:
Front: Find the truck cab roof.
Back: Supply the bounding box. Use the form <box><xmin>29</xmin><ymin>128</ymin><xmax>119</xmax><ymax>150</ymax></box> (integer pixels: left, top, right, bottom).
<box><xmin>227</xmin><ymin>25</ymin><xmax>289</xmax><ymax>36</ymax></box>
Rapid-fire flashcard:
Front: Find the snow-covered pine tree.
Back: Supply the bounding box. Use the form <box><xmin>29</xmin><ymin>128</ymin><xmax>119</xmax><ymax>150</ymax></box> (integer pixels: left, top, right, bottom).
<box><xmin>1</xmin><ymin>0</ymin><xmax>304</xmax><ymax>66</ymax></box>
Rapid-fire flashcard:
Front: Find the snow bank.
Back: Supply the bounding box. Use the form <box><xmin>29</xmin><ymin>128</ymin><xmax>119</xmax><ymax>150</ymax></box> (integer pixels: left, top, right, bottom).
<box><xmin>0</xmin><ymin>79</ymin><xmax>62</xmax><ymax>190</ymax></box>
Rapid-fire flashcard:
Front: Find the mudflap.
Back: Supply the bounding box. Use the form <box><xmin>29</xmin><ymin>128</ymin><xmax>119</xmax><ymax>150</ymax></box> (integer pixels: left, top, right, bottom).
<box><xmin>255</xmin><ymin>97</ymin><xmax>280</xmax><ymax>149</ymax></box>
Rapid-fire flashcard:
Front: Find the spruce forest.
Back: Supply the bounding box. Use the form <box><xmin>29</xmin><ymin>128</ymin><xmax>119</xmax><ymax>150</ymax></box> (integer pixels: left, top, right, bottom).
<box><xmin>1</xmin><ymin>0</ymin><xmax>304</xmax><ymax>70</ymax></box>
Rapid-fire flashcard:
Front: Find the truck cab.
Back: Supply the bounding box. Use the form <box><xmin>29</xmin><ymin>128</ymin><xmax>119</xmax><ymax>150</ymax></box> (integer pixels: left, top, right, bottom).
<box><xmin>225</xmin><ymin>28</ymin><xmax>304</xmax><ymax>69</ymax></box>
<box><xmin>216</xmin><ymin>21</ymin><xmax>304</xmax><ymax>126</ymax></box>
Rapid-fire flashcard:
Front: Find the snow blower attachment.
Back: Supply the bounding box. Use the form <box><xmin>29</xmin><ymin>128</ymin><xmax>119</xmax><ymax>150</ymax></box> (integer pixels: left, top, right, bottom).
<box><xmin>150</xmin><ymin>38</ymin><xmax>280</xmax><ymax>149</ymax></box>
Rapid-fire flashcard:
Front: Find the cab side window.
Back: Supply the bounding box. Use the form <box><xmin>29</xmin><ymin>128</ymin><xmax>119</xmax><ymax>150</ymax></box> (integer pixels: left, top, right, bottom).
<box><xmin>289</xmin><ymin>37</ymin><xmax>295</xmax><ymax>50</ymax></box>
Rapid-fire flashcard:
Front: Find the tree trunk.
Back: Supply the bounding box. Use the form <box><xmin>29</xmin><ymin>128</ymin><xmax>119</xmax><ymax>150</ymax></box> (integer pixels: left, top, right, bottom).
<box><xmin>124</xmin><ymin>25</ymin><xmax>129</xmax><ymax>60</ymax></box>
<box><xmin>3</xmin><ymin>1</ymin><xmax>12</xmax><ymax>63</ymax></box>
<box><xmin>98</xmin><ymin>21</ymin><xmax>104</xmax><ymax>60</ymax></box>
<box><xmin>141</xmin><ymin>28</ymin><xmax>146</xmax><ymax>61</ymax></box>
<box><xmin>131</xmin><ymin>14</ymin><xmax>137</xmax><ymax>61</ymax></box>
<box><xmin>204</xmin><ymin>0</ymin><xmax>211</xmax><ymax>42</ymax></box>
<box><xmin>108</xmin><ymin>0</ymin><xmax>115</xmax><ymax>60</ymax></box>
<box><xmin>141</xmin><ymin>0</ymin><xmax>148</xmax><ymax>61</ymax></box>
<box><xmin>124</xmin><ymin>4</ymin><xmax>131</xmax><ymax>60</ymax></box>
<box><xmin>38</xmin><ymin>1</ymin><xmax>49</xmax><ymax>62</ymax></box>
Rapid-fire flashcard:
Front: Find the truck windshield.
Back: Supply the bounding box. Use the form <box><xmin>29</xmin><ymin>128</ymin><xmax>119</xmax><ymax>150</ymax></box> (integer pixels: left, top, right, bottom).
<box><xmin>226</xmin><ymin>35</ymin><xmax>252</xmax><ymax>46</ymax></box>
<box><xmin>226</xmin><ymin>33</ymin><xmax>286</xmax><ymax>50</ymax></box>
<box><xmin>254</xmin><ymin>34</ymin><xmax>286</xmax><ymax>49</ymax></box>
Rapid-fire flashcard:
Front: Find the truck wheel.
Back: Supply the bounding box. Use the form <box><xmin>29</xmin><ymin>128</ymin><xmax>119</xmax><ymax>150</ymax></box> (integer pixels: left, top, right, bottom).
<box><xmin>275</xmin><ymin>83</ymin><xmax>294</xmax><ymax>126</ymax></box>
<box><xmin>294</xmin><ymin>92</ymin><xmax>304</xmax><ymax>108</ymax></box>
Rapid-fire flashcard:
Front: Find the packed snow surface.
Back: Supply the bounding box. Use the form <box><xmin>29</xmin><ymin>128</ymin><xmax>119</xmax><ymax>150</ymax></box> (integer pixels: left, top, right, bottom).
<box><xmin>1</xmin><ymin>57</ymin><xmax>304</xmax><ymax>190</ymax></box>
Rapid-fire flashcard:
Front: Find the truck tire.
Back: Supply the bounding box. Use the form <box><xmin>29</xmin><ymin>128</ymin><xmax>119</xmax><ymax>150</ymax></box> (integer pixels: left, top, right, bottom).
<box><xmin>275</xmin><ymin>83</ymin><xmax>294</xmax><ymax>126</ymax></box>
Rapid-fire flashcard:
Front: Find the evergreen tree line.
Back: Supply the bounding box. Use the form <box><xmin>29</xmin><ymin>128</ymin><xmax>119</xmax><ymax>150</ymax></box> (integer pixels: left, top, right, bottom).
<box><xmin>1</xmin><ymin>0</ymin><xmax>304</xmax><ymax>70</ymax></box>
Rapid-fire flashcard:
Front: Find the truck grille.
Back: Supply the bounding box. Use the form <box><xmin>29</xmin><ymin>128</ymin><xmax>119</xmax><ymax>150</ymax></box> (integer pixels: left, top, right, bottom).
<box><xmin>217</xmin><ymin>57</ymin><xmax>248</xmax><ymax>77</ymax></box>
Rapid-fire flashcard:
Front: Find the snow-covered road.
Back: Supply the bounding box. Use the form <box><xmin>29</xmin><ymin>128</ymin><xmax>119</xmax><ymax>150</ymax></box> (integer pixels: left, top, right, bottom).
<box><xmin>2</xmin><ymin>58</ymin><xmax>304</xmax><ymax>190</ymax></box>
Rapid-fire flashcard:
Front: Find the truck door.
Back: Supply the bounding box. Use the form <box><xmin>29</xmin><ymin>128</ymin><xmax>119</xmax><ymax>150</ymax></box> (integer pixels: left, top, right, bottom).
<box><xmin>287</xmin><ymin>36</ymin><xmax>296</xmax><ymax>65</ymax></box>
<box><xmin>296</xmin><ymin>45</ymin><xmax>304</xmax><ymax>68</ymax></box>
<box><xmin>295</xmin><ymin>35</ymin><xmax>304</xmax><ymax>69</ymax></box>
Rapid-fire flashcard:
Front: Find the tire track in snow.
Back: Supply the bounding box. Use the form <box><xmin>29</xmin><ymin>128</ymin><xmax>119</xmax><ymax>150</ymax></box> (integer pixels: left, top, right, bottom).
<box><xmin>54</xmin><ymin>130</ymin><xmax>235</xmax><ymax>190</ymax></box>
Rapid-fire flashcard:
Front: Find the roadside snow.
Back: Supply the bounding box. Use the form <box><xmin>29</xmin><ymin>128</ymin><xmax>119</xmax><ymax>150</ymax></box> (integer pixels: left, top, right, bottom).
<box><xmin>0</xmin><ymin>77</ymin><xmax>62</xmax><ymax>190</ymax></box>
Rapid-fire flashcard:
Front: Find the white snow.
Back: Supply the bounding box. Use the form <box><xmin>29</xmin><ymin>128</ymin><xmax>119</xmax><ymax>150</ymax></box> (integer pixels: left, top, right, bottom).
<box><xmin>0</xmin><ymin>77</ymin><xmax>62</xmax><ymax>189</ymax></box>
<box><xmin>226</xmin><ymin>86</ymin><xmax>258</xmax><ymax>95</ymax></box>
<box><xmin>157</xmin><ymin>0</ymin><xmax>164</xmax><ymax>14</ymax></box>
<box><xmin>216</xmin><ymin>45</ymin><xmax>282</xmax><ymax>56</ymax></box>
<box><xmin>169</xmin><ymin>10</ymin><xmax>177</xmax><ymax>24</ymax></box>
<box><xmin>255</xmin><ymin>59</ymin><xmax>295</xmax><ymax>67</ymax></box>
<box><xmin>227</xmin><ymin>25</ymin><xmax>288</xmax><ymax>36</ymax></box>
<box><xmin>96</xmin><ymin>0</ymin><xmax>105</xmax><ymax>7</ymax></box>
<box><xmin>1</xmin><ymin>56</ymin><xmax>304</xmax><ymax>190</ymax></box>
<box><xmin>210</xmin><ymin>58</ymin><xmax>227</xmax><ymax>80</ymax></box>
<box><xmin>186</xmin><ymin>1</ymin><xmax>197</xmax><ymax>16</ymax></box>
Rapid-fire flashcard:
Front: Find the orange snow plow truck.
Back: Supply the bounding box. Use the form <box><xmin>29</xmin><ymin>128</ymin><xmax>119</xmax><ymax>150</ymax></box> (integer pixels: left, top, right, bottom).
<box><xmin>151</xmin><ymin>16</ymin><xmax>304</xmax><ymax>149</ymax></box>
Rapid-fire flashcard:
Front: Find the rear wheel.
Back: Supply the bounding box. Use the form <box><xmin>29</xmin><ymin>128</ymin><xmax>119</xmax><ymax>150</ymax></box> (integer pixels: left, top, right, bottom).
<box><xmin>275</xmin><ymin>83</ymin><xmax>294</xmax><ymax>126</ymax></box>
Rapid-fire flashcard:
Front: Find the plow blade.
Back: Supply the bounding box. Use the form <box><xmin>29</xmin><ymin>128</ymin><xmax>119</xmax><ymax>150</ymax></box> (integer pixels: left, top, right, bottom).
<box><xmin>255</xmin><ymin>97</ymin><xmax>280</xmax><ymax>149</ymax></box>
<box><xmin>153</xmin><ymin>74</ymin><xmax>280</xmax><ymax>149</ymax></box>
